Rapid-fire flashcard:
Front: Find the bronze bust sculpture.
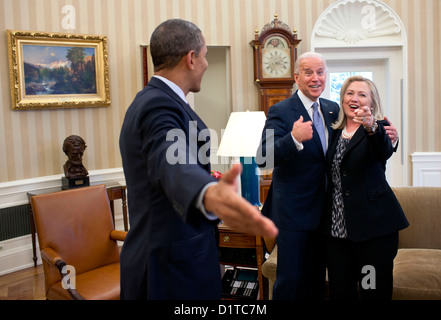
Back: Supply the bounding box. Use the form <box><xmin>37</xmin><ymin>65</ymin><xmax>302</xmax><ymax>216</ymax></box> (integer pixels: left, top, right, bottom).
<box><xmin>63</xmin><ymin>135</ymin><xmax>89</xmax><ymax>179</ymax></box>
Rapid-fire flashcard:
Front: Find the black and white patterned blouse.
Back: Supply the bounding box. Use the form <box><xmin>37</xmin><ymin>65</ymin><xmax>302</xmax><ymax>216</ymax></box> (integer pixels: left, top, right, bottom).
<box><xmin>330</xmin><ymin>134</ymin><xmax>352</xmax><ymax>238</ymax></box>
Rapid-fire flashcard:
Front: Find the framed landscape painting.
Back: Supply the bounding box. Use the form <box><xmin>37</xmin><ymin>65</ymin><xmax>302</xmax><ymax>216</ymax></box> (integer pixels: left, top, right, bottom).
<box><xmin>7</xmin><ymin>30</ymin><xmax>110</xmax><ymax>110</ymax></box>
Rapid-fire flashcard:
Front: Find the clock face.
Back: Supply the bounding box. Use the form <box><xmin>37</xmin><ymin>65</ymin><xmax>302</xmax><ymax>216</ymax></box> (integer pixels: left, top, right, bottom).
<box><xmin>262</xmin><ymin>36</ymin><xmax>292</xmax><ymax>78</ymax></box>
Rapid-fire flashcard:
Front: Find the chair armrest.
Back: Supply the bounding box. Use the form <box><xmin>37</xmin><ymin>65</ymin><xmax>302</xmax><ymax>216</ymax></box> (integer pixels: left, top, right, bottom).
<box><xmin>110</xmin><ymin>230</ymin><xmax>127</xmax><ymax>241</ymax></box>
<box><xmin>40</xmin><ymin>247</ymin><xmax>63</xmax><ymax>266</ymax></box>
<box><xmin>41</xmin><ymin>248</ymin><xmax>85</xmax><ymax>300</ymax></box>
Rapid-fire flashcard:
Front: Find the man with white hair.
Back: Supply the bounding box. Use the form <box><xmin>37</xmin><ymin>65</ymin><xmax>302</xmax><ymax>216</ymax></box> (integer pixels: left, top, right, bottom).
<box><xmin>258</xmin><ymin>52</ymin><xmax>339</xmax><ymax>299</ymax></box>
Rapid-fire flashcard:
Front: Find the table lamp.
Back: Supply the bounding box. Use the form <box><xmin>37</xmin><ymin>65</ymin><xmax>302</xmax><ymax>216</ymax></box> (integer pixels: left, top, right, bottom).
<box><xmin>217</xmin><ymin>111</ymin><xmax>267</xmax><ymax>206</ymax></box>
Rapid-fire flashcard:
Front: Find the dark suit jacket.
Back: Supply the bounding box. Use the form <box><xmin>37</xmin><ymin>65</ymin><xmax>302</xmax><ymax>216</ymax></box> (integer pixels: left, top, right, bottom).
<box><xmin>257</xmin><ymin>91</ymin><xmax>340</xmax><ymax>231</ymax></box>
<box><xmin>323</xmin><ymin>121</ymin><xmax>409</xmax><ymax>242</ymax></box>
<box><xmin>119</xmin><ymin>77</ymin><xmax>221</xmax><ymax>299</ymax></box>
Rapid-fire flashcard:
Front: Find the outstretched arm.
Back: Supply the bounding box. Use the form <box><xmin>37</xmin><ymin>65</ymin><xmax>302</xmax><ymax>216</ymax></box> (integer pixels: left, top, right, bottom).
<box><xmin>203</xmin><ymin>164</ymin><xmax>278</xmax><ymax>239</ymax></box>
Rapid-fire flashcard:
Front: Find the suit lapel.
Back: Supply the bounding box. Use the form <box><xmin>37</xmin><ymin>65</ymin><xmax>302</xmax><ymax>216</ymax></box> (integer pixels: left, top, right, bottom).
<box><xmin>328</xmin><ymin>126</ymin><xmax>364</xmax><ymax>162</ymax></box>
<box><xmin>327</xmin><ymin>129</ymin><xmax>341</xmax><ymax>163</ymax></box>
<box><xmin>291</xmin><ymin>93</ymin><xmax>327</xmax><ymax>155</ymax></box>
<box><xmin>344</xmin><ymin>126</ymin><xmax>364</xmax><ymax>156</ymax></box>
<box><xmin>290</xmin><ymin>93</ymin><xmax>311</xmax><ymax>121</ymax></box>
<box><xmin>319</xmin><ymin>98</ymin><xmax>337</xmax><ymax>143</ymax></box>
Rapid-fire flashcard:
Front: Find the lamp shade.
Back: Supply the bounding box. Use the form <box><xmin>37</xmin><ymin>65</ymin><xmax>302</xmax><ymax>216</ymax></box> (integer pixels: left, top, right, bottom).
<box><xmin>217</xmin><ymin>111</ymin><xmax>267</xmax><ymax>157</ymax></box>
<box><xmin>217</xmin><ymin>111</ymin><xmax>267</xmax><ymax>207</ymax></box>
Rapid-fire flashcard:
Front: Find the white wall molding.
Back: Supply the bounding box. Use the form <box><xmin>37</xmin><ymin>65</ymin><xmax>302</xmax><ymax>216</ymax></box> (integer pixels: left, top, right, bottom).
<box><xmin>312</xmin><ymin>0</ymin><xmax>404</xmax><ymax>48</ymax></box>
<box><xmin>0</xmin><ymin>168</ymin><xmax>126</xmax><ymax>276</ymax></box>
<box><xmin>411</xmin><ymin>153</ymin><xmax>441</xmax><ymax>187</ymax></box>
<box><xmin>0</xmin><ymin>168</ymin><xmax>125</xmax><ymax>209</ymax></box>
<box><xmin>0</xmin><ymin>235</ymin><xmax>39</xmax><ymax>276</ymax></box>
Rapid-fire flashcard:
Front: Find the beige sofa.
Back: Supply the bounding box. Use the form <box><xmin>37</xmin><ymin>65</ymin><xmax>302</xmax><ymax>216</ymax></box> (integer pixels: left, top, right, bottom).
<box><xmin>261</xmin><ymin>187</ymin><xmax>441</xmax><ymax>300</ymax></box>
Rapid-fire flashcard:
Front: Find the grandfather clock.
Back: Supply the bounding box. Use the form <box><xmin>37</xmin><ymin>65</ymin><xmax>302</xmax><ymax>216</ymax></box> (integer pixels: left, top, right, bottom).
<box><xmin>250</xmin><ymin>14</ymin><xmax>301</xmax><ymax>115</ymax></box>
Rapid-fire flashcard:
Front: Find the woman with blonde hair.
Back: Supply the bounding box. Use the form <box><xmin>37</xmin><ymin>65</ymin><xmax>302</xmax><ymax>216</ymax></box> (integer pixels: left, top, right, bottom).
<box><xmin>323</xmin><ymin>76</ymin><xmax>409</xmax><ymax>300</ymax></box>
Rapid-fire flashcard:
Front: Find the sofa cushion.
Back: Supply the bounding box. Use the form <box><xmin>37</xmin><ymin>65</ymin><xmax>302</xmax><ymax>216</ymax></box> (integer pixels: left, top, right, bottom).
<box><xmin>392</xmin><ymin>187</ymin><xmax>441</xmax><ymax>250</ymax></box>
<box><xmin>393</xmin><ymin>248</ymin><xmax>441</xmax><ymax>300</ymax></box>
<box><xmin>262</xmin><ymin>245</ymin><xmax>278</xmax><ymax>300</ymax></box>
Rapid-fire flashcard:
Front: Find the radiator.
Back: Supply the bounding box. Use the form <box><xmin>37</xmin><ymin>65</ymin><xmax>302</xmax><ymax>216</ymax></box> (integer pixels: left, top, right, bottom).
<box><xmin>0</xmin><ymin>205</ymin><xmax>31</xmax><ymax>241</ymax></box>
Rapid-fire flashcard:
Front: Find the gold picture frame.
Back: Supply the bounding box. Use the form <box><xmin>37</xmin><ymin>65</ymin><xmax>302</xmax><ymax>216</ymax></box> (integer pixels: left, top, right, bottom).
<box><xmin>7</xmin><ymin>30</ymin><xmax>110</xmax><ymax>110</ymax></box>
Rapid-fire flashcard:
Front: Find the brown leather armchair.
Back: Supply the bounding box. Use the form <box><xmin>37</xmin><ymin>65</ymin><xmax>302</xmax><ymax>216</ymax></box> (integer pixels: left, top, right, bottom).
<box><xmin>31</xmin><ymin>184</ymin><xmax>127</xmax><ymax>300</ymax></box>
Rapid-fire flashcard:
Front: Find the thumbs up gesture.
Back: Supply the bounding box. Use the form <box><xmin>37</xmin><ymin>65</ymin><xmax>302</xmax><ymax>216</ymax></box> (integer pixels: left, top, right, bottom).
<box><xmin>291</xmin><ymin>116</ymin><xmax>313</xmax><ymax>143</ymax></box>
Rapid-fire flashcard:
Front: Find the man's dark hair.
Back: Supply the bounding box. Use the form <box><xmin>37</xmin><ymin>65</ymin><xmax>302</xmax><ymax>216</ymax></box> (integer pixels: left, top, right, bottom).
<box><xmin>150</xmin><ymin>19</ymin><xmax>204</xmax><ymax>72</ymax></box>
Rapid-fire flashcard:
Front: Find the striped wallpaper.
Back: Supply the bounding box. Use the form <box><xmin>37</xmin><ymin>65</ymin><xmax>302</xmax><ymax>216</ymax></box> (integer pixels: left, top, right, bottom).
<box><xmin>0</xmin><ymin>0</ymin><xmax>440</xmax><ymax>183</ymax></box>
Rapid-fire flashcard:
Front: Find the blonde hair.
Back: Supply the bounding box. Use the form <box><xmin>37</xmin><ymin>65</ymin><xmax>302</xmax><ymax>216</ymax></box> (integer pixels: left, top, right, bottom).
<box><xmin>332</xmin><ymin>75</ymin><xmax>384</xmax><ymax>130</ymax></box>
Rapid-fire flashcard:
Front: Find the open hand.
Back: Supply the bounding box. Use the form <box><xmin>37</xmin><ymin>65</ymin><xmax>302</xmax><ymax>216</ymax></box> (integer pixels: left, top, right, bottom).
<box><xmin>384</xmin><ymin>116</ymin><xmax>398</xmax><ymax>144</ymax></box>
<box><xmin>204</xmin><ymin>164</ymin><xmax>278</xmax><ymax>239</ymax></box>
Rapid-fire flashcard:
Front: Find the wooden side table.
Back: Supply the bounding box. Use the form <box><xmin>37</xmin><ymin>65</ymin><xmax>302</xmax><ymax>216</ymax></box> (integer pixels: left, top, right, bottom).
<box><xmin>218</xmin><ymin>223</ymin><xmax>268</xmax><ymax>300</ymax></box>
<box><xmin>27</xmin><ymin>182</ymin><xmax>128</xmax><ymax>267</ymax></box>
<box><xmin>106</xmin><ymin>184</ymin><xmax>129</xmax><ymax>232</ymax></box>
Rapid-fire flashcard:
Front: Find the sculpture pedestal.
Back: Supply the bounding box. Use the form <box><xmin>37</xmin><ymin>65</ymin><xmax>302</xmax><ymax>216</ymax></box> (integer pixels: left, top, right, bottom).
<box><xmin>61</xmin><ymin>176</ymin><xmax>90</xmax><ymax>190</ymax></box>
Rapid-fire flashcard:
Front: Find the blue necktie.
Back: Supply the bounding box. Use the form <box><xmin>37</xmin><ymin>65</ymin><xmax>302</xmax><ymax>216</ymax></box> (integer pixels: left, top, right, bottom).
<box><xmin>313</xmin><ymin>102</ymin><xmax>326</xmax><ymax>153</ymax></box>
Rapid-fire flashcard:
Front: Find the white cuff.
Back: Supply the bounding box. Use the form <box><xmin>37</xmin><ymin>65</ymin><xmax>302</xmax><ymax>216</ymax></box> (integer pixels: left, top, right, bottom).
<box><xmin>195</xmin><ymin>181</ymin><xmax>219</xmax><ymax>221</ymax></box>
<box><xmin>291</xmin><ymin>133</ymin><xmax>304</xmax><ymax>151</ymax></box>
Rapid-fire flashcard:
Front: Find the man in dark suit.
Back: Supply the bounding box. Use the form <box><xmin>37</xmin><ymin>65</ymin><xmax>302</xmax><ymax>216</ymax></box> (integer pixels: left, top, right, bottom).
<box><xmin>119</xmin><ymin>19</ymin><xmax>277</xmax><ymax>300</ymax></box>
<box><xmin>257</xmin><ymin>52</ymin><xmax>339</xmax><ymax>299</ymax></box>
